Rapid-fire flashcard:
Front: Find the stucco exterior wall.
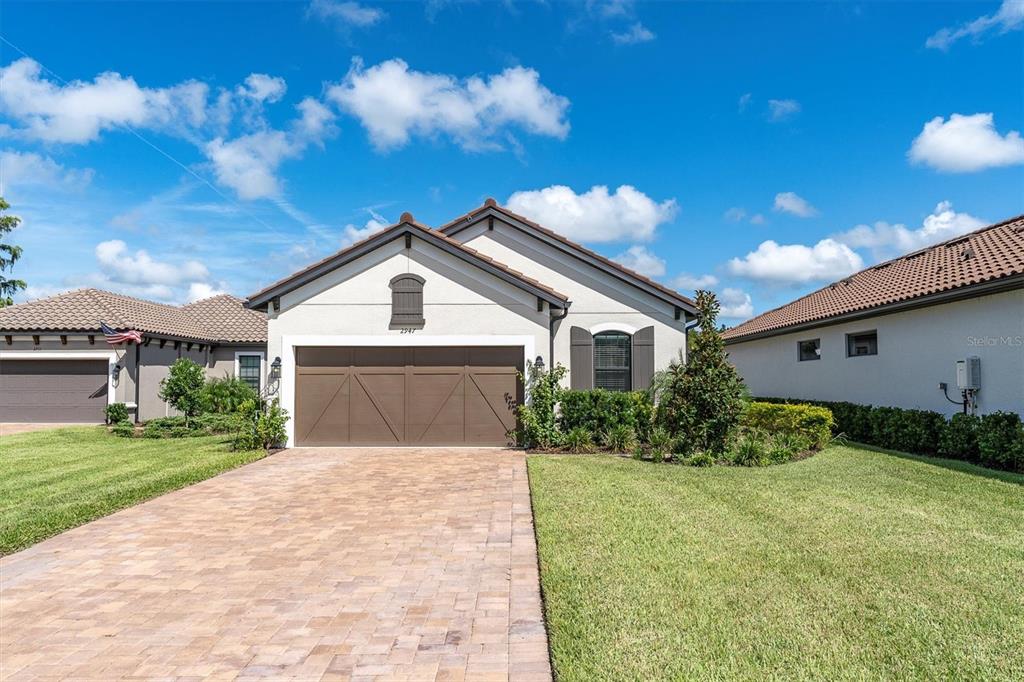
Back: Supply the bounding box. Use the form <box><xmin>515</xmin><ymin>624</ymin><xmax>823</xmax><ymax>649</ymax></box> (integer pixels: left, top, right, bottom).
<box><xmin>726</xmin><ymin>288</ymin><xmax>1024</xmax><ymax>416</ymax></box>
<box><xmin>265</xmin><ymin>236</ymin><xmax>550</xmax><ymax>441</ymax></box>
<box><xmin>454</xmin><ymin>219</ymin><xmax>689</xmax><ymax>384</ymax></box>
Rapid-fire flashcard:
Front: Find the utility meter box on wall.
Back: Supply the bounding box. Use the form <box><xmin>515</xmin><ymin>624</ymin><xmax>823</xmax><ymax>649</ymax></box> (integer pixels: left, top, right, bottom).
<box><xmin>956</xmin><ymin>357</ymin><xmax>981</xmax><ymax>390</ymax></box>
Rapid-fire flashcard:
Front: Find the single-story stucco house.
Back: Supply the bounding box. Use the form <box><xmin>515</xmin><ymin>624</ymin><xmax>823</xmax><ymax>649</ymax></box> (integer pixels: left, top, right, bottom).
<box><xmin>245</xmin><ymin>199</ymin><xmax>698</xmax><ymax>447</ymax></box>
<box><xmin>724</xmin><ymin>214</ymin><xmax>1024</xmax><ymax>417</ymax></box>
<box><xmin>0</xmin><ymin>289</ymin><xmax>267</xmax><ymax>423</ymax></box>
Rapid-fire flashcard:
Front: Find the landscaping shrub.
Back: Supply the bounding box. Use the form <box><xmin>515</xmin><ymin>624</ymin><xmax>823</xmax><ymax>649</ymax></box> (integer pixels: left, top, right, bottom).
<box><xmin>233</xmin><ymin>398</ymin><xmax>289</xmax><ymax>451</ymax></box>
<box><xmin>767</xmin><ymin>432</ymin><xmax>812</xmax><ymax>465</ymax></box>
<box><xmin>559</xmin><ymin>389</ymin><xmax>653</xmax><ymax>440</ymax></box>
<box><xmin>200</xmin><ymin>376</ymin><xmax>258</xmax><ymax>414</ymax></box>
<box><xmin>731</xmin><ymin>431</ymin><xmax>769</xmax><ymax>467</ymax></box>
<box><xmin>143</xmin><ymin>417</ymin><xmax>199</xmax><ymax>439</ymax></box>
<box><xmin>604</xmin><ymin>424</ymin><xmax>638</xmax><ymax>453</ymax></box>
<box><xmin>194</xmin><ymin>411</ymin><xmax>245</xmax><ymax>435</ymax></box>
<box><xmin>158</xmin><ymin>358</ymin><xmax>206</xmax><ymax>426</ymax></box>
<box><xmin>647</xmin><ymin>426</ymin><xmax>674</xmax><ymax>461</ymax></box>
<box><xmin>657</xmin><ymin>290</ymin><xmax>745</xmax><ymax>455</ymax></box>
<box><xmin>755</xmin><ymin>396</ymin><xmax>1024</xmax><ymax>473</ymax></box>
<box><xmin>684</xmin><ymin>451</ymin><xmax>716</xmax><ymax>467</ymax></box>
<box><xmin>111</xmin><ymin>420</ymin><xmax>135</xmax><ymax>438</ymax></box>
<box><xmin>105</xmin><ymin>402</ymin><xmax>129</xmax><ymax>425</ymax></box>
<box><xmin>514</xmin><ymin>362</ymin><xmax>566</xmax><ymax>448</ymax></box>
<box><xmin>563</xmin><ymin>427</ymin><xmax>596</xmax><ymax>454</ymax></box>
<box><xmin>742</xmin><ymin>402</ymin><xmax>833</xmax><ymax>450</ymax></box>
<box><xmin>977</xmin><ymin>412</ymin><xmax>1024</xmax><ymax>472</ymax></box>
<box><xmin>868</xmin><ymin>407</ymin><xmax>945</xmax><ymax>455</ymax></box>
<box><xmin>939</xmin><ymin>413</ymin><xmax>981</xmax><ymax>462</ymax></box>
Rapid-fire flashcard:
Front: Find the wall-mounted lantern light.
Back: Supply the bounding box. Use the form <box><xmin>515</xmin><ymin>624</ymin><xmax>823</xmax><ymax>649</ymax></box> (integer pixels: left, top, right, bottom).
<box><xmin>270</xmin><ymin>356</ymin><xmax>282</xmax><ymax>379</ymax></box>
<box><xmin>534</xmin><ymin>355</ymin><xmax>545</xmax><ymax>371</ymax></box>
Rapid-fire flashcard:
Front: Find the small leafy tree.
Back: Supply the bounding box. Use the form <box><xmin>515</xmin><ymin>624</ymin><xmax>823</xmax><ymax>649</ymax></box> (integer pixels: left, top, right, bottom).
<box><xmin>233</xmin><ymin>398</ymin><xmax>289</xmax><ymax>450</ymax></box>
<box><xmin>514</xmin><ymin>361</ymin><xmax>567</xmax><ymax>448</ymax></box>
<box><xmin>657</xmin><ymin>290</ymin><xmax>746</xmax><ymax>454</ymax></box>
<box><xmin>158</xmin><ymin>358</ymin><xmax>206</xmax><ymax>426</ymax></box>
<box><xmin>0</xmin><ymin>197</ymin><xmax>27</xmax><ymax>307</ymax></box>
<box><xmin>200</xmin><ymin>375</ymin><xmax>259</xmax><ymax>413</ymax></box>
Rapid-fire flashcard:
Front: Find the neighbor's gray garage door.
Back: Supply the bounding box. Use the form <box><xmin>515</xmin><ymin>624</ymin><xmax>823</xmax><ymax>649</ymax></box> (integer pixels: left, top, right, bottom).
<box><xmin>295</xmin><ymin>346</ymin><xmax>523</xmax><ymax>446</ymax></box>
<box><xmin>0</xmin><ymin>359</ymin><xmax>108</xmax><ymax>423</ymax></box>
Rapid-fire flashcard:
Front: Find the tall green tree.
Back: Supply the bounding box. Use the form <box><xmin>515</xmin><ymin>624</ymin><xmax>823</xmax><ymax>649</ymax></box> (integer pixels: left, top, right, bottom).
<box><xmin>657</xmin><ymin>290</ymin><xmax>746</xmax><ymax>454</ymax></box>
<box><xmin>0</xmin><ymin>197</ymin><xmax>26</xmax><ymax>307</ymax></box>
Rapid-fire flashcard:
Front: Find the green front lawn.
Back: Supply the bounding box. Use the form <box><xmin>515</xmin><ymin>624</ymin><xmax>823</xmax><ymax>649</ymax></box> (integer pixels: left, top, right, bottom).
<box><xmin>0</xmin><ymin>426</ymin><xmax>267</xmax><ymax>555</ymax></box>
<box><xmin>529</xmin><ymin>446</ymin><xmax>1024</xmax><ymax>680</ymax></box>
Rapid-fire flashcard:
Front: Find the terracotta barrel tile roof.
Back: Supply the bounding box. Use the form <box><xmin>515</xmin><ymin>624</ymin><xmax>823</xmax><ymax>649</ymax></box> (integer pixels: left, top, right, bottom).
<box><xmin>723</xmin><ymin>215</ymin><xmax>1024</xmax><ymax>341</ymax></box>
<box><xmin>0</xmin><ymin>288</ymin><xmax>266</xmax><ymax>343</ymax></box>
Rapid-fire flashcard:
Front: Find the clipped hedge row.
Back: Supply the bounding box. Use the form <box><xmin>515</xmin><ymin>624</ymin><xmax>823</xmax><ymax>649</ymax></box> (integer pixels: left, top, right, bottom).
<box><xmin>741</xmin><ymin>402</ymin><xmax>834</xmax><ymax>450</ymax></box>
<box><xmin>559</xmin><ymin>389</ymin><xmax>654</xmax><ymax>440</ymax></box>
<box><xmin>755</xmin><ymin>397</ymin><xmax>1024</xmax><ymax>473</ymax></box>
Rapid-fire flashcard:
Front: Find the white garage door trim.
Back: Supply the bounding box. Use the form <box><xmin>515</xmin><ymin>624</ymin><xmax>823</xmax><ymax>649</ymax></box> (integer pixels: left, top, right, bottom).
<box><xmin>0</xmin><ymin>350</ymin><xmax>119</xmax><ymax>407</ymax></box>
<box><xmin>279</xmin><ymin>335</ymin><xmax>535</xmax><ymax>447</ymax></box>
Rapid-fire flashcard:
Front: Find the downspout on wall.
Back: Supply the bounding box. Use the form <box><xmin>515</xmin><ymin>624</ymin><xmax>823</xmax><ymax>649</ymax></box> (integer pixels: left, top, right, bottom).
<box><xmin>549</xmin><ymin>303</ymin><xmax>570</xmax><ymax>367</ymax></box>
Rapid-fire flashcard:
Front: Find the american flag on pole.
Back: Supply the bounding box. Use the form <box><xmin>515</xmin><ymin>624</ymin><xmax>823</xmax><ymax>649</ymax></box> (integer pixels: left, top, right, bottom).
<box><xmin>99</xmin><ymin>322</ymin><xmax>143</xmax><ymax>345</ymax></box>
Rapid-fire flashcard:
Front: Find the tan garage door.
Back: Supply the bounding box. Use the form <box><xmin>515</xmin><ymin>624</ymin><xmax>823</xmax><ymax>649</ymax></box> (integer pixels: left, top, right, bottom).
<box><xmin>295</xmin><ymin>346</ymin><xmax>523</xmax><ymax>446</ymax></box>
<box><xmin>0</xmin><ymin>359</ymin><xmax>108</xmax><ymax>423</ymax></box>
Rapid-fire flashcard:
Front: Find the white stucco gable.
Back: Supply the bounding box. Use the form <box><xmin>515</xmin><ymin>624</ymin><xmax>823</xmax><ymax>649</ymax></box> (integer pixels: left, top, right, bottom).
<box><xmin>440</xmin><ymin>205</ymin><xmax>696</xmax><ymax>380</ymax></box>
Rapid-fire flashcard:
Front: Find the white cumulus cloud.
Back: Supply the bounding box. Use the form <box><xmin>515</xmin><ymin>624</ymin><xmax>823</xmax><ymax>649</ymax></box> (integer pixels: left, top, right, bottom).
<box><xmin>908</xmin><ymin>113</ymin><xmax>1024</xmax><ymax>172</ymax></box>
<box><xmin>187</xmin><ymin>282</ymin><xmax>227</xmax><ymax>302</ymax></box>
<box><xmin>308</xmin><ymin>0</ymin><xmax>386</xmax><ymax>28</ymax></box>
<box><xmin>0</xmin><ymin>150</ymin><xmax>93</xmax><ymax>194</ymax></box>
<box><xmin>672</xmin><ymin>272</ymin><xmax>719</xmax><ymax>291</ymax></box>
<box><xmin>612</xmin><ymin>245</ymin><xmax>665</xmax><ymax>277</ymax></box>
<box><xmin>205</xmin><ymin>97</ymin><xmax>336</xmax><ymax>199</ymax></box>
<box><xmin>70</xmin><ymin>240</ymin><xmax>224</xmax><ymax>303</ymax></box>
<box><xmin>728</xmin><ymin>238</ymin><xmax>863</xmax><ymax>283</ymax></box>
<box><xmin>505</xmin><ymin>184</ymin><xmax>677</xmax><ymax>243</ymax></box>
<box><xmin>341</xmin><ymin>210</ymin><xmax>390</xmax><ymax>247</ymax></box>
<box><xmin>95</xmin><ymin>239</ymin><xmax>209</xmax><ymax>286</ymax></box>
<box><xmin>926</xmin><ymin>0</ymin><xmax>1024</xmax><ymax>50</ymax></box>
<box><xmin>773</xmin><ymin>191</ymin><xmax>818</xmax><ymax>217</ymax></box>
<box><xmin>835</xmin><ymin>201</ymin><xmax>986</xmax><ymax>261</ymax></box>
<box><xmin>326</xmin><ymin>58</ymin><xmax>570</xmax><ymax>151</ymax></box>
<box><xmin>719</xmin><ymin>287</ymin><xmax>754</xmax><ymax>319</ymax></box>
<box><xmin>236</xmin><ymin>73</ymin><xmax>287</xmax><ymax>103</ymax></box>
<box><xmin>0</xmin><ymin>58</ymin><xmax>208</xmax><ymax>144</ymax></box>
<box><xmin>767</xmin><ymin>98</ymin><xmax>800</xmax><ymax>121</ymax></box>
<box><xmin>611</xmin><ymin>22</ymin><xmax>655</xmax><ymax>44</ymax></box>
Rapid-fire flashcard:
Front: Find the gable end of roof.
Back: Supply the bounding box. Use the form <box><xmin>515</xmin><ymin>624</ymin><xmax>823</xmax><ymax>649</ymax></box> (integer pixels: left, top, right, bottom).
<box><xmin>245</xmin><ymin>219</ymin><xmax>570</xmax><ymax>310</ymax></box>
<box><xmin>441</xmin><ymin>201</ymin><xmax>697</xmax><ymax>316</ymax></box>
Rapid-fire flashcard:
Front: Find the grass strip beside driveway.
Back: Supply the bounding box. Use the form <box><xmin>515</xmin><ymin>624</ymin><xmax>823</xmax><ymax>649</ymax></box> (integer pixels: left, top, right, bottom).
<box><xmin>1</xmin><ymin>426</ymin><xmax>267</xmax><ymax>555</ymax></box>
<box><xmin>528</xmin><ymin>446</ymin><xmax>1024</xmax><ymax>681</ymax></box>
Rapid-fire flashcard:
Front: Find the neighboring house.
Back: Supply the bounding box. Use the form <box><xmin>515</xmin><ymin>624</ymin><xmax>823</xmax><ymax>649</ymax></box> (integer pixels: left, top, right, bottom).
<box><xmin>247</xmin><ymin>199</ymin><xmax>697</xmax><ymax>447</ymax></box>
<box><xmin>724</xmin><ymin>215</ymin><xmax>1024</xmax><ymax>417</ymax></box>
<box><xmin>0</xmin><ymin>289</ymin><xmax>267</xmax><ymax>423</ymax></box>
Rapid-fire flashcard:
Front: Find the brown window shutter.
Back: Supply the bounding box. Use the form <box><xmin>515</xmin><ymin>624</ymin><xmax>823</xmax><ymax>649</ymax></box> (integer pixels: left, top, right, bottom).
<box><xmin>631</xmin><ymin>326</ymin><xmax>655</xmax><ymax>390</ymax></box>
<box><xmin>390</xmin><ymin>274</ymin><xmax>425</xmax><ymax>328</ymax></box>
<box><xmin>570</xmin><ymin>326</ymin><xmax>594</xmax><ymax>390</ymax></box>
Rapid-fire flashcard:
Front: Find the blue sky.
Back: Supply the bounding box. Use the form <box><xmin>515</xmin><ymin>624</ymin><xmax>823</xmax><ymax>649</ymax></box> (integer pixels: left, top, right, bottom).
<box><xmin>1</xmin><ymin>0</ymin><xmax>1021</xmax><ymax>321</ymax></box>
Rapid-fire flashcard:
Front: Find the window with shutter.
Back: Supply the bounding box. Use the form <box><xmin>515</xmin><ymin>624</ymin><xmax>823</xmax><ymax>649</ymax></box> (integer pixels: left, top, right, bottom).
<box><xmin>593</xmin><ymin>331</ymin><xmax>632</xmax><ymax>391</ymax></box>
<box><xmin>389</xmin><ymin>274</ymin><xmax>425</xmax><ymax>329</ymax></box>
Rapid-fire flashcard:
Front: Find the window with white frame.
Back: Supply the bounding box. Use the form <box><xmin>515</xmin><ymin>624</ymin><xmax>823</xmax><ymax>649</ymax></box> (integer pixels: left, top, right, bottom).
<box><xmin>237</xmin><ymin>354</ymin><xmax>262</xmax><ymax>391</ymax></box>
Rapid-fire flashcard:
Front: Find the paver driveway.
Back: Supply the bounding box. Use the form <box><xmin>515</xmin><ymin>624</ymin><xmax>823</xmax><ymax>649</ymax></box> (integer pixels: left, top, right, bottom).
<box><xmin>0</xmin><ymin>448</ymin><xmax>551</xmax><ymax>681</ymax></box>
